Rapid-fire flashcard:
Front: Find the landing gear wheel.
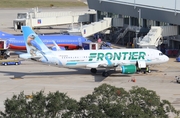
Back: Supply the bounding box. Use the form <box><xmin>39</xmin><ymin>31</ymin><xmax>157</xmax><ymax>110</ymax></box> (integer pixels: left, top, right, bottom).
<box><xmin>102</xmin><ymin>71</ymin><xmax>109</xmax><ymax>77</ymax></box>
<box><xmin>90</xmin><ymin>68</ymin><xmax>97</xmax><ymax>74</ymax></box>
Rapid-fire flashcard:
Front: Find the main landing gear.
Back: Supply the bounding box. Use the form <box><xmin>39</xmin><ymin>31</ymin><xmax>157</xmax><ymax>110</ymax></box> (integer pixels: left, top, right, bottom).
<box><xmin>137</xmin><ymin>67</ymin><xmax>151</xmax><ymax>74</ymax></box>
<box><xmin>90</xmin><ymin>68</ymin><xmax>97</xmax><ymax>74</ymax></box>
<box><xmin>90</xmin><ymin>68</ymin><xmax>110</xmax><ymax>77</ymax></box>
<box><xmin>102</xmin><ymin>71</ymin><xmax>109</xmax><ymax>77</ymax></box>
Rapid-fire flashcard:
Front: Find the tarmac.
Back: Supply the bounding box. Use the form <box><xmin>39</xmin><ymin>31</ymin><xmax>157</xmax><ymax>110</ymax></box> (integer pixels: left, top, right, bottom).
<box><xmin>0</xmin><ymin>8</ymin><xmax>180</xmax><ymax>115</ymax></box>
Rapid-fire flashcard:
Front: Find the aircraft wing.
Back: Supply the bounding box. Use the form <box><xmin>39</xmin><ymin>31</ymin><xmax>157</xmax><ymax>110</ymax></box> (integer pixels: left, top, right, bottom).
<box><xmin>86</xmin><ymin>60</ymin><xmax>131</xmax><ymax>68</ymax></box>
<box><xmin>86</xmin><ymin>62</ymin><xmax>101</xmax><ymax>68</ymax></box>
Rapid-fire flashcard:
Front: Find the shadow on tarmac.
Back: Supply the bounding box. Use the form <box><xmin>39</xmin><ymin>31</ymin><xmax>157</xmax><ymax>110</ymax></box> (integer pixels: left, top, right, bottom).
<box><xmin>0</xmin><ymin>68</ymin><xmax>131</xmax><ymax>82</ymax></box>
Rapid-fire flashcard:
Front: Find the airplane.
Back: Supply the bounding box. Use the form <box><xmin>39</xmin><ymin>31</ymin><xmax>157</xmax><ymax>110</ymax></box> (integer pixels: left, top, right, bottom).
<box><xmin>19</xmin><ymin>26</ymin><xmax>169</xmax><ymax>77</ymax></box>
<box><xmin>0</xmin><ymin>30</ymin><xmax>90</xmax><ymax>50</ymax></box>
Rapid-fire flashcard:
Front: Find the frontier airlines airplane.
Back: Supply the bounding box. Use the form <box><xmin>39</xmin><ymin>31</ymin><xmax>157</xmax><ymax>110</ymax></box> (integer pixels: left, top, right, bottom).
<box><xmin>19</xmin><ymin>26</ymin><xmax>169</xmax><ymax>77</ymax></box>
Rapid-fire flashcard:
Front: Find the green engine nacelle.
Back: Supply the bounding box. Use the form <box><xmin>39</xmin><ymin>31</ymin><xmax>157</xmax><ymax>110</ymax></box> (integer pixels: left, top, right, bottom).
<box><xmin>121</xmin><ymin>65</ymin><xmax>137</xmax><ymax>74</ymax></box>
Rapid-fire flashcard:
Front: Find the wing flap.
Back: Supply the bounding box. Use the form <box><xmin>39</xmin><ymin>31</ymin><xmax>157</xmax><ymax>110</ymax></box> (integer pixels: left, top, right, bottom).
<box><xmin>86</xmin><ymin>62</ymin><xmax>117</xmax><ymax>68</ymax></box>
<box><xmin>86</xmin><ymin>63</ymin><xmax>100</xmax><ymax>68</ymax></box>
<box><xmin>86</xmin><ymin>60</ymin><xmax>132</xmax><ymax>68</ymax></box>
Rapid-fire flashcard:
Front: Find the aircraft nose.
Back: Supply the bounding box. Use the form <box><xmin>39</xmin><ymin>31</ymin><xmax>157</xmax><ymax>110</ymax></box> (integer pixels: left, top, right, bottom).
<box><xmin>164</xmin><ymin>55</ymin><xmax>169</xmax><ymax>62</ymax></box>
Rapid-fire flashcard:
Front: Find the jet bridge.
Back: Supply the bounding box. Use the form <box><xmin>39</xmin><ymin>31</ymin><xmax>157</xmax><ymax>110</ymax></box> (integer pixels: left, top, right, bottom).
<box><xmin>13</xmin><ymin>8</ymin><xmax>96</xmax><ymax>30</ymax></box>
<box><xmin>67</xmin><ymin>17</ymin><xmax>113</xmax><ymax>38</ymax></box>
<box><xmin>137</xmin><ymin>26</ymin><xmax>178</xmax><ymax>48</ymax></box>
<box><xmin>81</xmin><ymin>18</ymin><xmax>112</xmax><ymax>38</ymax></box>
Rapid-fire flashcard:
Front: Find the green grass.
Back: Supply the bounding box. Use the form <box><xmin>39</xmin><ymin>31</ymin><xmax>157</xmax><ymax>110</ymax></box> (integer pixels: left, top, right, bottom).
<box><xmin>0</xmin><ymin>0</ymin><xmax>87</xmax><ymax>8</ymax></box>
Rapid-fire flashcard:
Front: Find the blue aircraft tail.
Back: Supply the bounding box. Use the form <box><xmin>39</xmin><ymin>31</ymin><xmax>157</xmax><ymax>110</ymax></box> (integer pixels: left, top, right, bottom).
<box><xmin>0</xmin><ymin>31</ymin><xmax>13</xmax><ymax>37</ymax></box>
<box><xmin>21</xmin><ymin>26</ymin><xmax>50</xmax><ymax>57</ymax></box>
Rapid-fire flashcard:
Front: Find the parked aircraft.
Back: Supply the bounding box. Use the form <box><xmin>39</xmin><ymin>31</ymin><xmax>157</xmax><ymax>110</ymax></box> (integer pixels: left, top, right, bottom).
<box><xmin>19</xmin><ymin>26</ymin><xmax>169</xmax><ymax>77</ymax></box>
<box><xmin>0</xmin><ymin>31</ymin><xmax>90</xmax><ymax>50</ymax></box>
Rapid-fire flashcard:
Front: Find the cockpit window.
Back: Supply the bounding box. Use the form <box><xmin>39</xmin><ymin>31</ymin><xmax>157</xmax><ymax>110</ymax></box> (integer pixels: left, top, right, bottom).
<box><xmin>159</xmin><ymin>53</ymin><xmax>163</xmax><ymax>55</ymax></box>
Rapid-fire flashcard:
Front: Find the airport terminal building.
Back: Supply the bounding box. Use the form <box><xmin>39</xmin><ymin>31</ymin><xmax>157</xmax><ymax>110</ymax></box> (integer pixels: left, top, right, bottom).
<box><xmin>87</xmin><ymin>0</ymin><xmax>180</xmax><ymax>51</ymax></box>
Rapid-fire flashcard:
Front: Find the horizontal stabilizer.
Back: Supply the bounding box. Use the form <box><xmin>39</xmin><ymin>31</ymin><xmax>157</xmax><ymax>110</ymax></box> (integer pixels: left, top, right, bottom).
<box><xmin>30</xmin><ymin>56</ymin><xmax>42</xmax><ymax>59</ymax></box>
<box><xmin>19</xmin><ymin>53</ymin><xmax>42</xmax><ymax>59</ymax></box>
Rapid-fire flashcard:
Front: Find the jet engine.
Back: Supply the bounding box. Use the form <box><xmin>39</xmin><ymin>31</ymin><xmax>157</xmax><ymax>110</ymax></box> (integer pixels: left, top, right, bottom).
<box><xmin>115</xmin><ymin>65</ymin><xmax>137</xmax><ymax>74</ymax></box>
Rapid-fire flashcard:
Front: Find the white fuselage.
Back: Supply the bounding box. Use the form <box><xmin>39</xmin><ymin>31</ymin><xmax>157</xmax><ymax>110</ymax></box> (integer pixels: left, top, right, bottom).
<box><xmin>40</xmin><ymin>48</ymin><xmax>169</xmax><ymax>68</ymax></box>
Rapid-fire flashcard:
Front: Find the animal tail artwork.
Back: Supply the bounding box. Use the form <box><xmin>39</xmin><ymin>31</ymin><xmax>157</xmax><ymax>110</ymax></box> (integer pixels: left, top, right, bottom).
<box><xmin>22</xmin><ymin>26</ymin><xmax>50</xmax><ymax>60</ymax></box>
<box><xmin>22</xmin><ymin>26</ymin><xmax>51</xmax><ymax>61</ymax></box>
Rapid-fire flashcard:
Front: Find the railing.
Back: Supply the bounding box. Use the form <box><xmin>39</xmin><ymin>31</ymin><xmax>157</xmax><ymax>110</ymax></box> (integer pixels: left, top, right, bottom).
<box><xmin>115</xmin><ymin>26</ymin><xmax>138</xmax><ymax>44</ymax></box>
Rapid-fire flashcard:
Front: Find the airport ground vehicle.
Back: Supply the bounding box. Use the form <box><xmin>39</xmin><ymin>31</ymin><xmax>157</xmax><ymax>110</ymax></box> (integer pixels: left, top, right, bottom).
<box><xmin>175</xmin><ymin>76</ymin><xmax>180</xmax><ymax>83</ymax></box>
<box><xmin>176</xmin><ymin>56</ymin><xmax>180</xmax><ymax>62</ymax></box>
<box><xmin>0</xmin><ymin>40</ymin><xmax>10</xmax><ymax>59</ymax></box>
<box><xmin>1</xmin><ymin>59</ymin><xmax>21</xmax><ymax>66</ymax></box>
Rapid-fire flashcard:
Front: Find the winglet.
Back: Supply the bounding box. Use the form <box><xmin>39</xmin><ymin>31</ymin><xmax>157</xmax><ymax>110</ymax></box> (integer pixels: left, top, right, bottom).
<box><xmin>52</xmin><ymin>40</ymin><xmax>61</xmax><ymax>51</ymax></box>
<box><xmin>105</xmin><ymin>56</ymin><xmax>113</xmax><ymax>66</ymax></box>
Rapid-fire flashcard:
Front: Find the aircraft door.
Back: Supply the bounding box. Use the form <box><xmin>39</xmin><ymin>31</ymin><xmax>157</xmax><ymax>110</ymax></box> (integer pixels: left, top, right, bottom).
<box><xmin>149</xmin><ymin>51</ymin><xmax>153</xmax><ymax>60</ymax></box>
<box><xmin>0</xmin><ymin>41</ymin><xmax>4</xmax><ymax>49</ymax></box>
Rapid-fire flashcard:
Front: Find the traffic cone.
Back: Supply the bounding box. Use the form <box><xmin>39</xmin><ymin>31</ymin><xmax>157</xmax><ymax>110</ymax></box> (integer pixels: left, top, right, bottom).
<box><xmin>131</xmin><ymin>77</ymin><xmax>136</xmax><ymax>82</ymax></box>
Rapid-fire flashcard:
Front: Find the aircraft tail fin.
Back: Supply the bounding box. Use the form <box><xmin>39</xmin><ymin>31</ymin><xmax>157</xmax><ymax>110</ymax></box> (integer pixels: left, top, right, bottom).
<box><xmin>0</xmin><ymin>31</ymin><xmax>13</xmax><ymax>36</ymax></box>
<box><xmin>21</xmin><ymin>26</ymin><xmax>50</xmax><ymax>57</ymax></box>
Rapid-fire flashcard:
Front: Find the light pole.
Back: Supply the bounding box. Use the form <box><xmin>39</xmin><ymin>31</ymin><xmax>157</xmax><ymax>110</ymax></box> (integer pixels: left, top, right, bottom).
<box><xmin>138</xmin><ymin>9</ymin><xmax>141</xmax><ymax>29</ymax></box>
<box><xmin>135</xmin><ymin>9</ymin><xmax>141</xmax><ymax>47</ymax></box>
<box><xmin>175</xmin><ymin>0</ymin><xmax>177</xmax><ymax>15</ymax></box>
<box><xmin>134</xmin><ymin>0</ymin><xmax>136</xmax><ymax>9</ymax></box>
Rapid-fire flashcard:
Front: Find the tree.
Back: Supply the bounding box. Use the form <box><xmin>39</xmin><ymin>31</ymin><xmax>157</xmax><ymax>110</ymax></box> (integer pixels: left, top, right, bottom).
<box><xmin>78</xmin><ymin>94</ymin><xmax>107</xmax><ymax>117</ymax></box>
<box><xmin>79</xmin><ymin>84</ymin><xmax>180</xmax><ymax>118</ymax></box>
<box><xmin>25</xmin><ymin>90</ymin><xmax>46</xmax><ymax>117</ymax></box>
<box><xmin>45</xmin><ymin>91</ymin><xmax>78</xmax><ymax>118</ymax></box>
<box><xmin>0</xmin><ymin>90</ymin><xmax>78</xmax><ymax>118</ymax></box>
<box><xmin>127</xmin><ymin>86</ymin><xmax>177</xmax><ymax>118</ymax></box>
<box><xmin>0</xmin><ymin>84</ymin><xmax>179</xmax><ymax>118</ymax></box>
<box><xmin>0</xmin><ymin>91</ymin><xmax>28</xmax><ymax>118</ymax></box>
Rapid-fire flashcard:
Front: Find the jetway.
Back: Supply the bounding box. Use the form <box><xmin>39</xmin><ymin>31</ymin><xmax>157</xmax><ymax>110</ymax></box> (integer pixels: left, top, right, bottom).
<box><xmin>81</xmin><ymin>18</ymin><xmax>112</xmax><ymax>37</ymax></box>
<box><xmin>161</xmin><ymin>26</ymin><xmax>178</xmax><ymax>37</ymax></box>
<box><xmin>67</xmin><ymin>17</ymin><xmax>113</xmax><ymax>38</ymax></box>
<box><xmin>13</xmin><ymin>8</ymin><xmax>96</xmax><ymax>30</ymax></box>
<box><xmin>137</xmin><ymin>26</ymin><xmax>178</xmax><ymax>48</ymax></box>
